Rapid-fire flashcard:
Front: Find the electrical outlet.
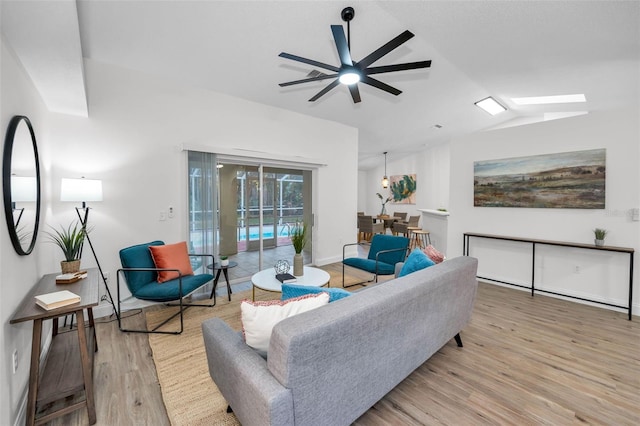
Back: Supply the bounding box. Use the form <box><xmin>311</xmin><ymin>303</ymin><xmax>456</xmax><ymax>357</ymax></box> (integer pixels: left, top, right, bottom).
<box><xmin>12</xmin><ymin>349</ymin><xmax>18</xmax><ymax>374</ymax></box>
<box><xmin>103</xmin><ymin>271</ymin><xmax>110</xmax><ymax>283</ymax></box>
<box><xmin>168</xmin><ymin>206</ymin><xmax>174</xmax><ymax>218</ymax></box>
<box><xmin>574</xmin><ymin>265</ymin><xmax>580</xmax><ymax>274</ymax></box>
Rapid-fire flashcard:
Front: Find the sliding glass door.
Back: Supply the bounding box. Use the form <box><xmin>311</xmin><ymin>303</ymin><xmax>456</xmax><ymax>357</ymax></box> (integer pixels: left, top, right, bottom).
<box><xmin>187</xmin><ymin>151</ymin><xmax>312</xmax><ymax>282</ymax></box>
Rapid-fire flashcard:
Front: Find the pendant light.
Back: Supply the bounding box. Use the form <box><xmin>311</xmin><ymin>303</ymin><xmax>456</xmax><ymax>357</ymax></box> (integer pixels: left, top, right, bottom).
<box><xmin>381</xmin><ymin>152</ymin><xmax>389</xmax><ymax>188</ymax></box>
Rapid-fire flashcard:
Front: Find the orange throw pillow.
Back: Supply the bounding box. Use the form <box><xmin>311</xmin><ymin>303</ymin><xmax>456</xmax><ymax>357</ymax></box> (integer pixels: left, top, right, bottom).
<box><xmin>148</xmin><ymin>242</ymin><xmax>194</xmax><ymax>283</ymax></box>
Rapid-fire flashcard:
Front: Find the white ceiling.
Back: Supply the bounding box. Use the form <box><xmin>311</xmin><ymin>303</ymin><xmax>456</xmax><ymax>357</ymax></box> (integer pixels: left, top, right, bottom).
<box><xmin>3</xmin><ymin>1</ymin><xmax>639</xmax><ymax>169</ymax></box>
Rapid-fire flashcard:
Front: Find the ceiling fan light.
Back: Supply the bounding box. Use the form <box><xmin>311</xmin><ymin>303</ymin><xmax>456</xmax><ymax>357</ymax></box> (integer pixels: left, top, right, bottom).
<box><xmin>339</xmin><ymin>71</ymin><xmax>360</xmax><ymax>85</ymax></box>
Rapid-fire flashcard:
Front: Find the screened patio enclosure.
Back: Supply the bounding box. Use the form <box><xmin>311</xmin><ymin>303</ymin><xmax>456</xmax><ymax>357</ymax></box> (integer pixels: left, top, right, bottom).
<box><xmin>188</xmin><ymin>151</ymin><xmax>312</xmax><ymax>281</ymax></box>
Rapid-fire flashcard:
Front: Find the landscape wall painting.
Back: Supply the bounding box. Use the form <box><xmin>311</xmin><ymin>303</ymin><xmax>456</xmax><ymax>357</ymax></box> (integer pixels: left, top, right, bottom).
<box><xmin>390</xmin><ymin>174</ymin><xmax>416</xmax><ymax>204</ymax></box>
<box><xmin>474</xmin><ymin>149</ymin><xmax>605</xmax><ymax>209</ymax></box>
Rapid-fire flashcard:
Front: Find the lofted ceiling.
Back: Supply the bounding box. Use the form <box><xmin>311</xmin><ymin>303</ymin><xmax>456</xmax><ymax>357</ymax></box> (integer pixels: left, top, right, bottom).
<box><xmin>2</xmin><ymin>1</ymin><xmax>639</xmax><ymax>170</ymax></box>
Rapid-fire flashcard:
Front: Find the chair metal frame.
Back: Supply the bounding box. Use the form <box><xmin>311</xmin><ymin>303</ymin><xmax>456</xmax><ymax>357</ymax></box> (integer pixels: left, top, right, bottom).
<box><xmin>117</xmin><ymin>253</ymin><xmax>216</xmax><ymax>335</ymax></box>
<box><xmin>342</xmin><ymin>242</ymin><xmax>409</xmax><ymax>288</ymax></box>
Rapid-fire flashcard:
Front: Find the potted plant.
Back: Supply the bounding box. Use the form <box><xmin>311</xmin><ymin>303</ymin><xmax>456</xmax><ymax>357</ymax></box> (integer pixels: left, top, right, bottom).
<box><xmin>46</xmin><ymin>221</ymin><xmax>87</xmax><ymax>273</ymax></box>
<box><xmin>290</xmin><ymin>221</ymin><xmax>308</xmax><ymax>276</ymax></box>
<box><xmin>593</xmin><ymin>228</ymin><xmax>607</xmax><ymax>247</ymax></box>
<box><xmin>220</xmin><ymin>255</ymin><xmax>229</xmax><ymax>267</ymax></box>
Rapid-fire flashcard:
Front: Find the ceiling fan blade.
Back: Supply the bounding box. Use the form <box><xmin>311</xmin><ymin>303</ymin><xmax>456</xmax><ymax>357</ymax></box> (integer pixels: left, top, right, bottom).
<box><xmin>279</xmin><ymin>73</ymin><xmax>339</xmax><ymax>87</ymax></box>
<box><xmin>360</xmin><ymin>75</ymin><xmax>402</xmax><ymax>96</ymax></box>
<box><xmin>309</xmin><ymin>79</ymin><xmax>340</xmax><ymax>102</ymax></box>
<box><xmin>365</xmin><ymin>60</ymin><xmax>432</xmax><ymax>75</ymax></box>
<box><xmin>348</xmin><ymin>84</ymin><xmax>361</xmax><ymax>103</ymax></box>
<box><xmin>357</xmin><ymin>30</ymin><xmax>415</xmax><ymax>69</ymax></box>
<box><xmin>279</xmin><ymin>52</ymin><xmax>340</xmax><ymax>73</ymax></box>
<box><xmin>331</xmin><ymin>25</ymin><xmax>353</xmax><ymax>66</ymax></box>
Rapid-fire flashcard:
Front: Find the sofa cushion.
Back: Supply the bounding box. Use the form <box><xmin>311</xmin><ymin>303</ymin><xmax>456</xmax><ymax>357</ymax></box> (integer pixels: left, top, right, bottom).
<box><xmin>343</xmin><ymin>258</ymin><xmax>396</xmax><ymax>275</ymax></box>
<box><xmin>241</xmin><ymin>293</ymin><xmax>330</xmax><ymax>353</ymax></box>
<box><xmin>149</xmin><ymin>241</ymin><xmax>194</xmax><ymax>283</ymax></box>
<box><xmin>398</xmin><ymin>248</ymin><xmax>435</xmax><ymax>277</ymax></box>
<box><xmin>281</xmin><ymin>284</ymin><xmax>352</xmax><ymax>303</ymax></box>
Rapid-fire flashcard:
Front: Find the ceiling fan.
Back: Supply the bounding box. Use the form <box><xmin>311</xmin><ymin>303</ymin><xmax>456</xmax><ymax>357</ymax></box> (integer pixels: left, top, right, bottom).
<box><xmin>278</xmin><ymin>6</ymin><xmax>432</xmax><ymax>104</ymax></box>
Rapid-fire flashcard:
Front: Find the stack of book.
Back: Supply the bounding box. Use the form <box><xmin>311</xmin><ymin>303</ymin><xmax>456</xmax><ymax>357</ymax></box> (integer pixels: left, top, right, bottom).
<box><xmin>35</xmin><ymin>290</ymin><xmax>81</xmax><ymax>310</ymax></box>
<box><xmin>275</xmin><ymin>273</ymin><xmax>297</xmax><ymax>283</ymax></box>
<box><xmin>55</xmin><ymin>271</ymin><xmax>88</xmax><ymax>284</ymax></box>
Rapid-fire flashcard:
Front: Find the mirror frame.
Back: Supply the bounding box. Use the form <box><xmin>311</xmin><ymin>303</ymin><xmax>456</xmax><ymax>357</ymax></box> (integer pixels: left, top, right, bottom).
<box><xmin>3</xmin><ymin>115</ymin><xmax>41</xmax><ymax>255</ymax></box>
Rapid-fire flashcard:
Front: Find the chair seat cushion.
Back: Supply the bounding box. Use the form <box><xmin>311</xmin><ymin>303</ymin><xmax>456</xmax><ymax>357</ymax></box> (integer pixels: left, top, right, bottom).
<box><xmin>134</xmin><ymin>273</ymin><xmax>214</xmax><ymax>302</ymax></box>
<box><xmin>343</xmin><ymin>257</ymin><xmax>396</xmax><ymax>275</ymax></box>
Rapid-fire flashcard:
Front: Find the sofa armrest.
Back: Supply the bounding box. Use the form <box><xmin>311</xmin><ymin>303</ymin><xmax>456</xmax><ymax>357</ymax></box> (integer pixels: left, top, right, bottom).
<box><xmin>202</xmin><ymin>318</ymin><xmax>294</xmax><ymax>426</ymax></box>
<box><xmin>394</xmin><ymin>262</ymin><xmax>404</xmax><ymax>278</ymax></box>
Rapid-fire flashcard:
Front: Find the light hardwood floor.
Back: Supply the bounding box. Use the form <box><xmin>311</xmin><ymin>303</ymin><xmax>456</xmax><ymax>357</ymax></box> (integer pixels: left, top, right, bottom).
<box><xmin>46</xmin><ymin>265</ymin><xmax>639</xmax><ymax>425</ymax></box>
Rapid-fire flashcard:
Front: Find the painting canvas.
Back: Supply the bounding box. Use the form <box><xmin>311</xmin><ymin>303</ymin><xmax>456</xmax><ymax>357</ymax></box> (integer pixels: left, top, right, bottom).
<box><xmin>390</xmin><ymin>174</ymin><xmax>416</xmax><ymax>204</ymax></box>
<box><xmin>474</xmin><ymin>149</ymin><xmax>605</xmax><ymax>209</ymax></box>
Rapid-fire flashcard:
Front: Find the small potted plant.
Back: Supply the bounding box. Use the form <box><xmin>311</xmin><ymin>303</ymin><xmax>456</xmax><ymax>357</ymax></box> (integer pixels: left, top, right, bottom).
<box><xmin>290</xmin><ymin>221</ymin><xmax>308</xmax><ymax>276</ymax></box>
<box><xmin>45</xmin><ymin>221</ymin><xmax>88</xmax><ymax>273</ymax></box>
<box><xmin>220</xmin><ymin>255</ymin><xmax>229</xmax><ymax>267</ymax></box>
<box><xmin>593</xmin><ymin>228</ymin><xmax>607</xmax><ymax>247</ymax></box>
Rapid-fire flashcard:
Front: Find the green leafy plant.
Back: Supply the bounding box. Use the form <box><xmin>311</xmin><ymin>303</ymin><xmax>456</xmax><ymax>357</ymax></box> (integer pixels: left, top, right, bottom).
<box><xmin>593</xmin><ymin>228</ymin><xmax>607</xmax><ymax>240</ymax></box>
<box><xmin>220</xmin><ymin>255</ymin><xmax>228</xmax><ymax>260</ymax></box>
<box><xmin>290</xmin><ymin>221</ymin><xmax>308</xmax><ymax>254</ymax></box>
<box><xmin>45</xmin><ymin>221</ymin><xmax>88</xmax><ymax>261</ymax></box>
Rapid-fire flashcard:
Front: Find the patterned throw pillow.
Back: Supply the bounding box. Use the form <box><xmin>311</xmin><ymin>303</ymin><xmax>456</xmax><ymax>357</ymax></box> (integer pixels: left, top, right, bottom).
<box><xmin>241</xmin><ymin>293</ymin><xmax>330</xmax><ymax>353</ymax></box>
<box><xmin>423</xmin><ymin>245</ymin><xmax>445</xmax><ymax>263</ymax></box>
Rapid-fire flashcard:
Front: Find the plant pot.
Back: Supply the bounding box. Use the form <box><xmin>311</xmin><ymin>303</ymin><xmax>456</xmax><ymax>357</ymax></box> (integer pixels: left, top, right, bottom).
<box><xmin>293</xmin><ymin>253</ymin><xmax>304</xmax><ymax>277</ymax></box>
<box><xmin>220</xmin><ymin>259</ymin><xmax>229</xmax><ymax>267</ymax></box>
<box><xmin>594</xmin><ymin>239</ymin><xmax>605</xmax><ymax>247</ymax></box>
<box><xmin>61</xmin><ymin>260</ymin><xmax>81</xmax><ymax>274</ymax></box>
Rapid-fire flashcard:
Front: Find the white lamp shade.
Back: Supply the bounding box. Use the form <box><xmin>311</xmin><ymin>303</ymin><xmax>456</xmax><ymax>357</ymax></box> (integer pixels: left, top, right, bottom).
<box><xmin>11</xmin><ymin>176</ymin><xmax>37</xmax><ymax>202</ymax></box>
<box><xmin>60</xmin><ymin>178</ymin><xmax>103</xmax><ymax>202</ymax></box>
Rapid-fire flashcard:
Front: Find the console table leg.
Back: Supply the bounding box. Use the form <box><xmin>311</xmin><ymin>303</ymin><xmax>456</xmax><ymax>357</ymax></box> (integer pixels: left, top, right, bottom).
<box><xmin>75</xmin><ymin>310</ymin><xmax>97</xmax><ymax>424</ymax></box>
<box><xmin>26</xmin><ymin>319</ymin><xmax>42</xmax><ymax>426</ymax></box>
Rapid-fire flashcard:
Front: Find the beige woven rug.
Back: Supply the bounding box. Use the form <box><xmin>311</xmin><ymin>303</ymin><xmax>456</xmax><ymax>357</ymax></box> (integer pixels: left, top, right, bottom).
<box><xmin>146</xmin><ymin>266</ymin><xmax>370</xmax><ymax>425</ymax></box>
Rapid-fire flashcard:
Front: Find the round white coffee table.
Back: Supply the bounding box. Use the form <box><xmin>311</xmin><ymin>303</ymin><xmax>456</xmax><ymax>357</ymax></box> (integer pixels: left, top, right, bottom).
<box><xmin>251</xmin><ymin>266</ymin><xmax>330</xmax><ymax>300</ymax></box>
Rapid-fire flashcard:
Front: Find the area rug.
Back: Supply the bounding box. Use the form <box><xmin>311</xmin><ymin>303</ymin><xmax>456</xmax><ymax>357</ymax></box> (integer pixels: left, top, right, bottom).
<box><xmin>146</xmin><ymin>266</ymin><xmax>370</xmax><ymax>425</ymax></box>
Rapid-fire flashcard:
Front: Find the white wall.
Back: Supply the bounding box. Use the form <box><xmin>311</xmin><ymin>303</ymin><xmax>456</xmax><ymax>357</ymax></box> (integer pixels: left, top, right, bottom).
<box><xmin>1</xmin><ymin>38</ymin><xmax>52</xmax><ymax>426</ymax></box>
<box><xmin>448</xmin><ymin>109</ymin><xmax>640</xmax><ymax>312</ymax></box>
<box><xmin>1</xmin><ymin>56</ymin><xmax>358</xmax><ymax>424</ymax></box>
<box><xmin>358</xmin><ymin>144</ymin><xmax>451</xmax><ymax>225</ymax></box>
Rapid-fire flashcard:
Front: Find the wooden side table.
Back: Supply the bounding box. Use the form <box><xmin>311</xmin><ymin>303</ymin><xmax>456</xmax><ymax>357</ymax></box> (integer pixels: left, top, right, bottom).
<box><xmin>10</xmin><ymin>269</ymin><xmax>100</xmax><ymax>426</ymax></box>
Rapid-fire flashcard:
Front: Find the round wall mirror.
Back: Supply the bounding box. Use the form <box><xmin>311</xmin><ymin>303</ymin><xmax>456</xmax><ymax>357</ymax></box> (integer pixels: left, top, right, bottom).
<box><xmin>3</xmin><ymin>115</ymin><xmax>41</xmax><ymax>255</ymax></box>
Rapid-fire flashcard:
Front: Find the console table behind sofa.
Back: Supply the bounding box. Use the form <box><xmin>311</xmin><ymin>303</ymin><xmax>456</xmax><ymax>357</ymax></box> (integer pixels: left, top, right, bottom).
<box><xmin>463</xmin><ymin>233</ymin><xmax>635</xmax><ymax>320</ymax></box>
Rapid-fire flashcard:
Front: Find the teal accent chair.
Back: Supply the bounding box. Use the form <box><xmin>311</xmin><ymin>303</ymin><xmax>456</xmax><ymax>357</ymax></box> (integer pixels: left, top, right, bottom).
<box><xmin>342</xmin><ymin>234</ymin><xmax>410</xmax><ymax>288</ymax></box>
<box><xmin>117</xmin><ymin>241</ymin><xmax>215</xmax><ymax>335</ymax></box>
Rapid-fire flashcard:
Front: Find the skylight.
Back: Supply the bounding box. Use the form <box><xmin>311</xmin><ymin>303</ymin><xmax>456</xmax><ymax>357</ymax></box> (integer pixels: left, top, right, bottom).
<box><xmin>511</xmin><ymin>94</ymin><xmax>586</xmax><ymax>105</ymax></box>
<box><xmin>474</xmin><ymin>97</ymin><xmax>507</xmax><ymax>115</ymax></box>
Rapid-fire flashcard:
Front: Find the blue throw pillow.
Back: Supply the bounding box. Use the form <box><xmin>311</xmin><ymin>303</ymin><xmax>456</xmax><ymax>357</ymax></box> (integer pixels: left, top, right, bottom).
<box><xmin>398</xmin><ymin>248</ymin><xmax>435</xmax><ymax>277</ymax></box>
<box><xmin>281</xmin><ymin>283</ymin><xmax>351</xmax><ymax>303</ymax></box>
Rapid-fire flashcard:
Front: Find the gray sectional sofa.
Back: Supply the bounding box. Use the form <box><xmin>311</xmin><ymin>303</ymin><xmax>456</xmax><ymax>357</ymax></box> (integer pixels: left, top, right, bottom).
<box><xmin>202</xmin><ymin>255</ymin><xmax>479</xmax><ymax>426</ymax></box>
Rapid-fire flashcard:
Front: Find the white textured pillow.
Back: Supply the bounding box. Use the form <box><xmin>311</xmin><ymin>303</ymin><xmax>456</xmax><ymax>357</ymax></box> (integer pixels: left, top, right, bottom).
<box><xmin>241</xmin><ymin>293</ymin><xmax>330</xmax><ymax>353</ymax></box>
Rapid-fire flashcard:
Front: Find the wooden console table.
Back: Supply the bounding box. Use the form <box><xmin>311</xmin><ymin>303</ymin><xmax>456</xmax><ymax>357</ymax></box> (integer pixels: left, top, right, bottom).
<box><xmin>10</xmin><ymin>269</ymin><xmax>99</xmax><ymax>425</ymax></box>
<box><xmin>463</xmin><ymin>233</ymin><xmax>635</xmax><ymax>320</ymax></box>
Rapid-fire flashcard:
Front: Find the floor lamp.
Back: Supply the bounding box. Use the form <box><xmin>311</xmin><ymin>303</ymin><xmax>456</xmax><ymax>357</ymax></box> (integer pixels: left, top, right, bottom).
<box><xmin>61</xmin><ymin>177</ymin><xmax>118</xmax><ymax>320</ymax></box>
